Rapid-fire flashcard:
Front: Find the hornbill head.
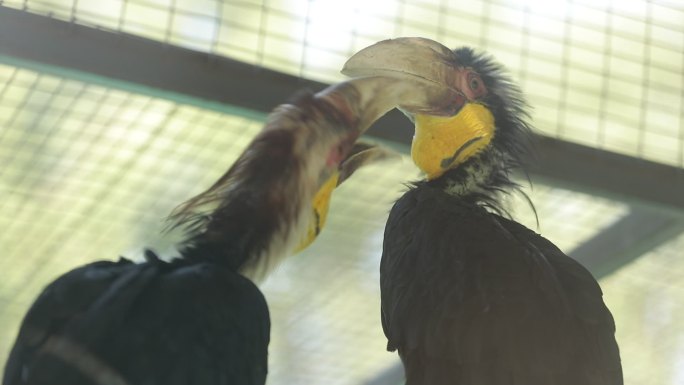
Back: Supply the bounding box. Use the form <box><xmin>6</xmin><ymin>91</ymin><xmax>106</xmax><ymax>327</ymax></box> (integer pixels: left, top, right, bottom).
<box><xmin>168</xmin><ymin>74</ymin><xmax>457</xmax><ymax>281</ymax></box>
<box><xmin>342</xmin><ymin>37</ymin><xmax>531</xmax><ymax>188</ymax></box>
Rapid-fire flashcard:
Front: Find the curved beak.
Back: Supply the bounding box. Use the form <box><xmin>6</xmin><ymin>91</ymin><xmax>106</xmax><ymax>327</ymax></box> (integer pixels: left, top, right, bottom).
<box><xmin>342</xmin><ymin>37</ymin><xmax>497</xmax><ymax>180</ymax></box>
<box><xmin>342</xmin><ymin>37</ymin><xmax>464</xmax><ymax>117</ymax></box>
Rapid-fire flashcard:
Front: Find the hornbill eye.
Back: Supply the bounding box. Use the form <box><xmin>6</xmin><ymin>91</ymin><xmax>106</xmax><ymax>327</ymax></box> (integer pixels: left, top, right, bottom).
<box><xmin>468</xmin><ymin>72</ymin><xmax>485</xmax><ymax>97</ymax></box>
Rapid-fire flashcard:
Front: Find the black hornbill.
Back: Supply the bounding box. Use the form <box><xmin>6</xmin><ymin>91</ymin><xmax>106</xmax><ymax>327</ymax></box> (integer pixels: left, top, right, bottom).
<box><xmin>343</xmin><ymin>37</ymin><xmax>623</xmax><ymax>384</ymax></box>
<box><xmin>3</xmin><ymin>75</ymin><xmax>455</xmax><ymax>385</ymax></box>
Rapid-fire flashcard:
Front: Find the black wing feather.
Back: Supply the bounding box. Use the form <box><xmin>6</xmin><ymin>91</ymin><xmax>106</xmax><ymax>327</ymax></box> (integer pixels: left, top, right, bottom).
<box><xmin>380</xmin><ymin>186</ymin><xmax>622</xmax><ymax>385</ymax></box>
<box><xmin>4</xmin><ymin>258</ymin><xmax>269</xmax><ymax>385</ymax></box>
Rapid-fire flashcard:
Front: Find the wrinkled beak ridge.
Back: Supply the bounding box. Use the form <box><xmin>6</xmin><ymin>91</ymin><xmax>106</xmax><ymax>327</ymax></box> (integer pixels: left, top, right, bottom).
<box><xmin>310</xmin><ymin>38</ymin><xmax>464</xmax><ymax>135</ymax></box>
<box><xmin>341</xmin><ymin>37</ymin><xmax>464</xmax><ymax>117</ymax></box>
<box><xmin>315</xmin><ymin>74</ymin><xmax>458</xmax><ymax>138</ymax></box>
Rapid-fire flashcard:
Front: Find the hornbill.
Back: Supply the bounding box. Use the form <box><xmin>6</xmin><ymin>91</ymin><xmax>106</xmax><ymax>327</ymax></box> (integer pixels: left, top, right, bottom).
<box><xmin>343</xmin><ymin>37</ymin><xmax>623</xmax><ymax>385</ymax></box>
<box><xmin>3</xmin><ymin>75</ymin><xmax>456</xmax><ymax>385</ymax></box>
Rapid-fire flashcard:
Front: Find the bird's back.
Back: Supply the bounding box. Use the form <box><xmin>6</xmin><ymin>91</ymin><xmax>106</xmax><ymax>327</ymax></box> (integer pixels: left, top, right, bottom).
<box><xmin>380</xmin><ymin>185</ymin><xmax>622</xmax><ymax>385</ymax></box>
<box><xmin>4</xmin><ymin>256</ymin><xmax>269</xmax><ymax>385</ymax></box>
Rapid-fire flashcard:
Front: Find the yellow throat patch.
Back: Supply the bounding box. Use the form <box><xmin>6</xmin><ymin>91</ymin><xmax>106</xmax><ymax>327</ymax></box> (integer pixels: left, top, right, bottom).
<box><xmin>411</xmin><ymin>103</ymin><xmax>495</xmax><ymax>180</ymax></box>
<box><xmin>293</xmin><ymin>172</ymin><xmax>340</xmax><ymax>253</ymax></box>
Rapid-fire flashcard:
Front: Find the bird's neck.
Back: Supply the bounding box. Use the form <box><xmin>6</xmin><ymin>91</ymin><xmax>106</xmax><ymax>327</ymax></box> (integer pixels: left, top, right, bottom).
<box><xmin>177</xmin><ymin>165</ymin><xmax>309</xmax><ymax>282</ymax></box>
<box><xmin>179</xmin><ymin>199</ymin><xmax>271</xmax><ymax>267</ymax></box>
<box><xmin>429</xmin><ymin>152</ymin><xmax>489</xmax><ymax>194</ymax></box>
<box><xmin>428</xmin><ymin>150</ymin><xmax>513</xmax><ymax>203</ymax></box>
<box><xmin>171</xmin><ymin>125</ymin><xmax>313</xmax><ymax>281</ymax></box>
<box><xmin>179</xmin><ymin>192</ymin><xmax>305</xmax><ymax>280</ymax></box>
<box><xmin>442</xmin><ymin>159</ymin><xmax>494</xmax><ymax>197</ymax></box>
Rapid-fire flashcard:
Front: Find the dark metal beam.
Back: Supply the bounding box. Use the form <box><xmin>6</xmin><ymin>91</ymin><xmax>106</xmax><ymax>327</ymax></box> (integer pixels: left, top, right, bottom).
<box><xmin>0</xmin><ymin>6</ymin><xmax>323</xmax><ymax>120</ymax></box>
<box><xmin>526</xmin><ymin>136</ymin><xmax>684</xmax><ymax>217</ymax></box>
<box><xmin>2</xmin><ymin>6</ymin><xmax>683</xmax><ymax>215</ymax></box>
<box><xmin>570</xmin><ymin>209</ymin><xmax>684</xmax><ymax>278</ymax></box>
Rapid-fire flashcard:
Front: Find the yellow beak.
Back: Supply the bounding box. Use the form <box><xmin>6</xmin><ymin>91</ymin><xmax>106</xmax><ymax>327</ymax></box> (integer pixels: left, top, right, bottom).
<box><xmin>293</xmin><ymin>172</ymin><xmax>339</xmax><ymax>253</ymax></box>
<box><xmin>412</xmin><ymin>103</ymin><xmax>495</xmax><ymax>180</ymax></box>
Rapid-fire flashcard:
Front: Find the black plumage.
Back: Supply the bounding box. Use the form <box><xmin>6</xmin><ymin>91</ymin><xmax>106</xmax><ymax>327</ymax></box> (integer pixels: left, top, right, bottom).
<box><xmin>382</xmin><ymin>187</ymin><xmax>622</xmax><ymax>385</ymax></box>
<box><xmin>378</xmin><ymin>46</ymin><xmax>623</xmax><ymax>384</ymax></box>
<box><xmin>4</xmin><ymin>253</ymin><xmax>269</xmax><ymax>385</ymax></box>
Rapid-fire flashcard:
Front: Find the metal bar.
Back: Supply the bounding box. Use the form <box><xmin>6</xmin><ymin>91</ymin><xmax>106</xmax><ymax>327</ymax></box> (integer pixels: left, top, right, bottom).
<box><xmin>1</xmin><ymin>6</ymin><xmax>684</xmax><ymax>216</ymax></box>
<box><xmin>0</xmin><ymin>6</ymin><xmax>322</xmax><ymax>121</ymax></box>
<box><xmin>569</xmin><ymin>208</ymin><xmax>684</xmax><ymax>278</ymax></box>
<box><xmin>525</xmin><ymin>135</ymin><xmax>684</xmax><ymax>217</ymax></box>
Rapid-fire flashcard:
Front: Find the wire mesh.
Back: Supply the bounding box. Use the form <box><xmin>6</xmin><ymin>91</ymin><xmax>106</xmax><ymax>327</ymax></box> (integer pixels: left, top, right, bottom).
<box><xmin>601</xmin><ymin>231</ymin><xmax>684</xmax><ymax>385</ymax></box>
<box><xmin>507</xmin><ymin>182</ymin><xmax>630</xmax><ymax>252</ymax></box>
<box><xmin>1</xmin><ymin>0</ymin><xmax>682</xmax><ymax>167</ymax></box>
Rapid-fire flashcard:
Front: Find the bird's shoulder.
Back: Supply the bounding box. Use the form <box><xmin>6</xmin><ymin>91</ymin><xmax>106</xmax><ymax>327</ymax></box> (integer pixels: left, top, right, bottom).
<box><xmin>5</xmin><ymin>256</ymin><xmax>269</xmax><ymax>385</ymax></box>
<box><xmin>380</xmin><ymin>185</ymin><xmax>621</xmax><ymax>384</ymax></box>
<box><xmin>385</xmin><ymin>185</ymin><xmax>607</xmax><ymax>297</ymax></box>
<box><xmin>4</xmin><ymin>257</ymin><xmax>141</xmax><ymax>384</ymax></box>
<box><xmin>114</xmin><ymin>260</ymin><xmax>270</xmax><ymax>384</ymax></box>
<box><xmin>383</xmin><ymin>185</ymin><xmax>516</xmax><ymax>272</ymax></box>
